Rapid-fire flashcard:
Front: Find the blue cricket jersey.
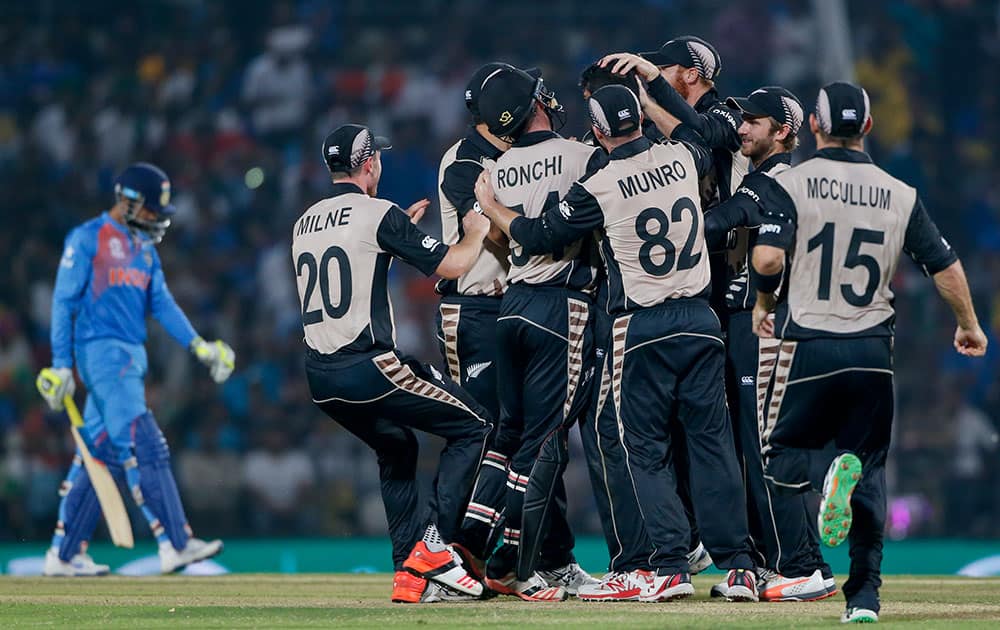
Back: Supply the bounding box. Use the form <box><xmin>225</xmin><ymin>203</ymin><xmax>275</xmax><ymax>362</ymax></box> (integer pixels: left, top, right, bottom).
<box><xmin>50</xmin><ymin>212</ymin><xmax>198</xmax><ymax>369</ymax></box>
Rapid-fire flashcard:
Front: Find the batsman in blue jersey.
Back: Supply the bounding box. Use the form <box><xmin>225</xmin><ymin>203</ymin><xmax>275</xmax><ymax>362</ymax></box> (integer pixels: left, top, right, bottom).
<box><xmin>36</xmin><ymin>162</ymin><xmax>236</xmax><ymax>576</ymax></box>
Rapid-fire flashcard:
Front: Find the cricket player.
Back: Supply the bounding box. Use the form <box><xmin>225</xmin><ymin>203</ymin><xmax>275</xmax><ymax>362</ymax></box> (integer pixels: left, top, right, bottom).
<box><xmin>438</xmin><ymin>63</ymin><xmax>585</xmax><ymax>590</ymax></box>
<box><xmin>602</xmin><ymin>39</ymin><xmax>746</xmax><ymax>563</ymax></box>
<box><xmin>295</xmin><ymin>123</ymin><xmax>492</xmax><ymax>603</ymax></box>
<box><xmin>471</xmin><ymin>66</ymin><xmax>604</xmax><ymax>601</ymax></box>
<box><xmin>575</xmin><ymin>61</ymin><xmax>712</xmax><ymax>598</ymax></box>
<box><xmin>434</xmin><ymin>63</ymin><xmax>512</xmax><ymax>576</ymax></box>
<box><xmin>702</xmin><ymin>86</ymin><xmax>836</xmax><ymax>601</ymax></box>
<box><xmin>476</xmin><ymin>85</ymin><xmax>760</xmax><ymax>602</ymax></box>
<box><xmin>751</xmin><ymin>82</ymin><xmax>987</xmax><ymax>623</ymax></box>
<box><xmin>37</xmin><ymin>162</ymin><xmax>234</xmax><ymax>576</ymax></box>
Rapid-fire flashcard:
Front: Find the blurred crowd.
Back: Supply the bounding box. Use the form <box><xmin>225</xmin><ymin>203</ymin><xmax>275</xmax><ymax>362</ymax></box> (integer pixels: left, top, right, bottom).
<box><xmin>1</xmin><ymin>0</ymin><xmax>998</xmax><ymax>542</ymax></box>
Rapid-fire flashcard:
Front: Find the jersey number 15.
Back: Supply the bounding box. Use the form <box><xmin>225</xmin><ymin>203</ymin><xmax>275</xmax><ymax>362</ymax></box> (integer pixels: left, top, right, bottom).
<box><xmin>297</xmin><ymin>246</ymin><xmax>352</xmax><ymax>325</ymax></box>
<box><xmin>807</xmin><ymin>222</ymin><xmax>885</xmax><ymax>307</ymax></box>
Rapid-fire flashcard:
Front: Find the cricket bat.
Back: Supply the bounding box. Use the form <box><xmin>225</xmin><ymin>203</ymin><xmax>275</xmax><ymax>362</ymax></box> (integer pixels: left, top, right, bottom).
<box><xmin>62</xmin><ymin>396</ymin><xmax>135</xmax><ymax>549</ymax></box>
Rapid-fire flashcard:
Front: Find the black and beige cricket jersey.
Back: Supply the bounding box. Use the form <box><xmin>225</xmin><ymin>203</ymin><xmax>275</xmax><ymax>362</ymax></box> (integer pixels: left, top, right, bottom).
<box><xmin>509</xmin><ymin>134</ymin><xmax>714</xmax><ymax>314</ymax></box>
<box><xmin>757</xmin><ymin>148</ymin><xmax>957</xmax><ymax>340</ymax></box>
<box><xmin>646</xmin><ymin>77</ymin><xmax>750</xmax><ymax>207</ymax></box>
<box><xmin>703</xmin><ymin>152</ymin><xmax>792</xmax><ymax>311</ymax></box>
<box><xmin>437</xmin><ymin>127</ymin><xmax>508</xmax><ymax>297</ymax></box>
<box><xmin>292</xmin><ymin>183</ymin><xmax>449</xmax><ymax>356</ymax></box>
<box><xmin>491</xmin><ymin>130</ymin><xmax>605</xmax><ymax>290</ymax></box>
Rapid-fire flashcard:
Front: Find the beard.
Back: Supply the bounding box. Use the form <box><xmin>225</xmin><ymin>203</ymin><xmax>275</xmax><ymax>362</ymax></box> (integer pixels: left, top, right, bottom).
<box><xmin>672</xmin><ymin>78</ymin><xmax>690</xmax><ymax>101</ymax></box>
<box><xmin>741</xmin><ymin>135</ymin><xmax>773</xmax><ymax>164</ymax></box>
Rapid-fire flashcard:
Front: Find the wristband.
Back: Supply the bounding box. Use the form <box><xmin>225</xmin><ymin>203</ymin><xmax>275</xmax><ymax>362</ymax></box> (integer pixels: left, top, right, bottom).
<box><xmin>752</xmin><ymin>267</ymin><xmax>783</xmax><ymax>293</ymax></box>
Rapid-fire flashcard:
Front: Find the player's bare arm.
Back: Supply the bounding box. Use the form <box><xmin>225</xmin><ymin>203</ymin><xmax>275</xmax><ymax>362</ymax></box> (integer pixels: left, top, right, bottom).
<box><xmin>930</xmin><ymin>260</ymin><xmax>988</xmax><ymax>357</ymax></box>
<box><xmin>435</xmin><ymin>210</ymin><xmax>491</xmax><ymax>279</ymax></box>
<box><xmin>750</xmin><ymin>244</ymin><xmax>784</xmax><ymax>338</ymax></box>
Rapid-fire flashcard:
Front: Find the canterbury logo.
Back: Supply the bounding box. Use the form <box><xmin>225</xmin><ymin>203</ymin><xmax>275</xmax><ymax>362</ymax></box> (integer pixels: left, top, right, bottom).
<box><xmin>466</xmin><ymin>361</ymin><xmax>492</xmax><ymax>379</ymax></box>
<box><xmin>499</xmin><ymin>111</ymin><xmax>513</xmax><ymax>125</ymax></box>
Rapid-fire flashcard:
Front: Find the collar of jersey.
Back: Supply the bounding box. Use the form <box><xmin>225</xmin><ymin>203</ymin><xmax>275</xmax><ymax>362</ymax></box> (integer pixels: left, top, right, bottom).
<box><xmin>466</xmin><ymin>126</ymin><xmax>503</xmax><ymax>160</ymax></box>
<box><xmin>694</xmin><ymin>88</ymin><xmax>722</xmax><ymax>113</ymax></box>
<box><xmin>329</xmin><ymin>182</ymin><xmax>366</xmax><ymax>196</ymax></box>
<box><xmin>754</xmin><ymin>151</ymin><xmax>792</xmax><ymax>173</ymax></box>
<box><xmin>813</xmin><ymin>147</ymin><xmax>873</xmax><ymax>164</ymax></box>
<box><xmin>101</xmin><ymin>211</ymin><xmax>132</xmax><ymax>237</ymax></box>
<box><xmin>608</xmin><ymin>135</ymin><xmax>653</xmax><ymax>161</ymax></box>
<box><xmin>512</xmin><ymin>130</ymin><xmax>560</xmax><ymax>148</ymax></box>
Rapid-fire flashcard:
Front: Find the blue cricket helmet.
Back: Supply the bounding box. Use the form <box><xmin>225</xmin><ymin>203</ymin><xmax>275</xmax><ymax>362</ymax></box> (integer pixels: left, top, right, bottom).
<box><xmin>114</xmin><ymin>162</ymin><xmax>175</xmax><ymax>243</ymax></box>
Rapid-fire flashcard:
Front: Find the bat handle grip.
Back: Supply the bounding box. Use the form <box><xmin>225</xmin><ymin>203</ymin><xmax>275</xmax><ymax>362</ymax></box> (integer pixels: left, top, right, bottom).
<box><xmin>64</xmin><ymin>396</ymin><xmax>85</xmax><ymax>428</ymax></box>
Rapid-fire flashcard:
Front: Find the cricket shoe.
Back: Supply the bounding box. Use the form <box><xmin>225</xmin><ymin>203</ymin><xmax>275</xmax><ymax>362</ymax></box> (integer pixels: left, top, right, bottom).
<box><xmin>709</xmin><ymin>579</ymin><xmax>730</xmax><ymax>599</ymax></box>
<box><xmin>824</xmin><ymin>575</ymin><xmax>839</xmax><ymax>597</ymax></box>
<box><xmin>450</xmin><ymin>542</ymin><xmax>485</xmax><ymax>581</ymax></box>
<box><xmin>577</xmin><ymin>570</ymin><xmax>653</xmax><ymax>602</ymax></box>
<box><xmin>712</xmin><ymin>567</ymin><xmax>774</xmax><ymax>599</ymax></box>
<box><xmin>43</xmin><ymin>548</ymin><xmax>110</xmax><ymax>576</ymax></box>
<box><xmin>820</xmin><ymin>453</ymin><xmax>862</xmax><ymax>548</ymax></box>
<box><xmin>402</xmin><ymin>541</ymin><xmax>483</xmax><ymax>597</ymax></box>
<box><xmin>159</xmin><ymin>537</ymin><xmax>224</xmax><ymax>574</ymax></box>
<box><xmin>638</xmin><ymin>571</ymin><xmax>694</xmax><ymax>602</ymax></box>
<box><xmin>538</xmin><ymin>562</ymin><xmax>599</xmax><ymax>596</ymax></box>
<box><xmin>725</xmin><ymin>568</ymin><xmax>759</xmax><ymax>602</ymax></box>
<box><xmin>841</xmin><ymin>606</ymin><xmax>879</xmax><ymax>623</ymax></box>
<box><xmin>390</xmin><ymin>571</ymin><xmax>481</xmax><ymax>603</ymax></box>
<box><xmin>686</xmin><ymin>542</ymin><xmax>713</xmax><ymax>575</ymax></box>
<box><xmin>485</xmin><ymin>571</ymin><xmax>568</xmax><ymax>601</ymax></box>
<box><xmin>759</xmin><ymin>569</ymin><xmax>829</xmax><ymax>602</ymax></box>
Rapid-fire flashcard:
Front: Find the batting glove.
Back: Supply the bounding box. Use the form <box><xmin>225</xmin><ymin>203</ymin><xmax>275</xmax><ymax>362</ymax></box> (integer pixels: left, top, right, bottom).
<box><xmin>191</xmin><ymin>337</ymin><xmax>236</xmax><ymax>384</ymax></box>
<box><xmin>36</xmin><ymin>367</ymin><xmax>75</xmax><ymax>411</ymax></box>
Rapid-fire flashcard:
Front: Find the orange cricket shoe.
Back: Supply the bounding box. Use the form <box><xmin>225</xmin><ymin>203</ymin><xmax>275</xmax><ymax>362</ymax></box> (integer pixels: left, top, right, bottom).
<box><xmin>403</xmin><ymin>541</ymin><xmax>483</xmax><ymax>597</ymax></box>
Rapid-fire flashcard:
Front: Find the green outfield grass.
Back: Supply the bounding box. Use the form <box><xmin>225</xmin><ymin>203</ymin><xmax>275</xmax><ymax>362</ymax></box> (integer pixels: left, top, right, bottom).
<box><xmin>1</xmin><ymin>574</ymin><xmax>999</xmax><ymax>628</ymax></box>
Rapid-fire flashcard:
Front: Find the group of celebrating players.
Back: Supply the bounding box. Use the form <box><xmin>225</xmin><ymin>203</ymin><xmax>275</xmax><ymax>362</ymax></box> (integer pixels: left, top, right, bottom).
<box><xmin>36</xmin><ymin>32</ymin><xmax>986</xmax><ymax>626</ymax></box>
<box><xmin>291</xmin><ymin>34</ymin><xmax>986</xmax><ymax>623</ymax></box>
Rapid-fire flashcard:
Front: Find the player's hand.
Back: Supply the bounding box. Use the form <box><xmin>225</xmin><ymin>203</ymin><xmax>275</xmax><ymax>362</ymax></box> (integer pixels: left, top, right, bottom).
<box><xmin>474</xmin><ymin>170</ymin><xmax>499</xmax><ymax>216</ymax></box>
<box><xmin>599</xmin><ymin>52</ymin><xmax>660</xmax><ymax>82</ymax></box>
<box><xmin>36</xmin><ymin>367</ymin><xmax>75</xmax><ymax>411</ymax></box>
<box><xmin>405</xmin><ymin>199</ymin><xmax>431</xmax><ymax>225</ymax></box>
<box><xmin>954</xmin><ymin>324</ymin><xmax>988</xmax><ymax>357</ymax></box>
<box><xmin>751</xmin><ymin>299</ymin><xmax>776</xmax><ymax>339</ymax></box>
<box><xmin>462</xmin><ymin>208</ymin><xmax>491</xmax><ymax>241</ymax></box>
<box><xmin>637</xmin><ymin>80</ymin><xmax>651</xmax><ymax>108</ymax></box>
<box><xmin>191</xmin><ymin>337</ymin><xmax>236</xmax><ymax>383</ymax></box>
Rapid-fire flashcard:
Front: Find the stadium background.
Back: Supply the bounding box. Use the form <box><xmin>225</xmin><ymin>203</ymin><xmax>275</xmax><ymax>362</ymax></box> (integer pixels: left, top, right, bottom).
<box><xmin>0</xmin><ymin>0</ymin><xmax>997</xmax><ymax>569</ymax></box>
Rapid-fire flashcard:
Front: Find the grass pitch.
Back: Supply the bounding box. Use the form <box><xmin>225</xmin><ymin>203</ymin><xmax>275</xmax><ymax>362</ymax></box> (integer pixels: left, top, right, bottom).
<box><xmin>1</xmin><ymin>574</ymin><xmax>999</xmax><ymax>628</ymax></box>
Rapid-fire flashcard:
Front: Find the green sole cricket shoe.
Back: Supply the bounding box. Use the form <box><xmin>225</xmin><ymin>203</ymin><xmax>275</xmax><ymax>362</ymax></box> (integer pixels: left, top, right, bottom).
<box><xmin>841</xmin><ymin>606</ymin><xmax>878</xmax><ymax>623</ymax></box>
<box><xmin>819</xmin><ymin>453</ymin><xmax>862</xmax><ymax>547</ymax></box>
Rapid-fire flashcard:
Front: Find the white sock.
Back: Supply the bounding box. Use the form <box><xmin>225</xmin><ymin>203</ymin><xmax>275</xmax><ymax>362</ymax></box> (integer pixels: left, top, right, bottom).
<box><xmin>422</xmin><ymin>523</ymin><xmax>446</xmax><ymax>552</ymax></box>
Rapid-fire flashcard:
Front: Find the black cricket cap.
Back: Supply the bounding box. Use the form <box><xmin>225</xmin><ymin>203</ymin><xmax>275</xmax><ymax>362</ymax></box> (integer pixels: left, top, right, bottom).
<box><xmin>589</xmin><ymin>85</ymin><xmax>642</xmax><ymax>138</ymax></box>
<box><xmin>477</xmin><ymin>66</ymin><xmax>543</xmax><ymax>139</ymax></box>
<box><xmin>815</xmin><ymin>81</ymin><xmax>871</xmax><ymax>138</ymax></box>
<box><xmin>641</xmin><ymin>35</ymin><xmax>721</xmax><ymax>81</ymax></box>
<box><xmin>322</xmin><ymin>124</ymin><xmax>391</xmax><ymax>173</ymax></box>
<box><xmin>465</xmin><ymin>62</ymin><xmax>516</xmax><ymax>121</ymax></box>
<box><xmin>726</xmin><ymin>86</ymin><xmax>804</xmax><ymax>135</ymax></box>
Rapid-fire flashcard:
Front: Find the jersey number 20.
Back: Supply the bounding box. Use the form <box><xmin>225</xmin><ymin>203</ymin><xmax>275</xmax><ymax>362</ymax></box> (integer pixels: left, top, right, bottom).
<box><xmin>297</xmin><ymin>246</ymin><xmax>352</xmax><ymax>325</ymax></box>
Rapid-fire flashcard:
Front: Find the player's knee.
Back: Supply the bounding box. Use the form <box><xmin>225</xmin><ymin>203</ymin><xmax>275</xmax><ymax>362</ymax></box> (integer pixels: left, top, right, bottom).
<box><xmin>376</xmin><ymin>429</ymin><xmax>419</xmax><ymax>479</ymax></box>
<box><xmin>133</xmin><ymin>412</ymin><xmax>170</xmax><ymax>464</ymax></box>
<box><xmin>537</xmin><ymin>429</ymin><xmax>569</xmax><ymax>466</ymax></box>
<box><xmin>763</xmin><ymin>449</ymin><xmax>811</xmax><ymax>495</ymax></box>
